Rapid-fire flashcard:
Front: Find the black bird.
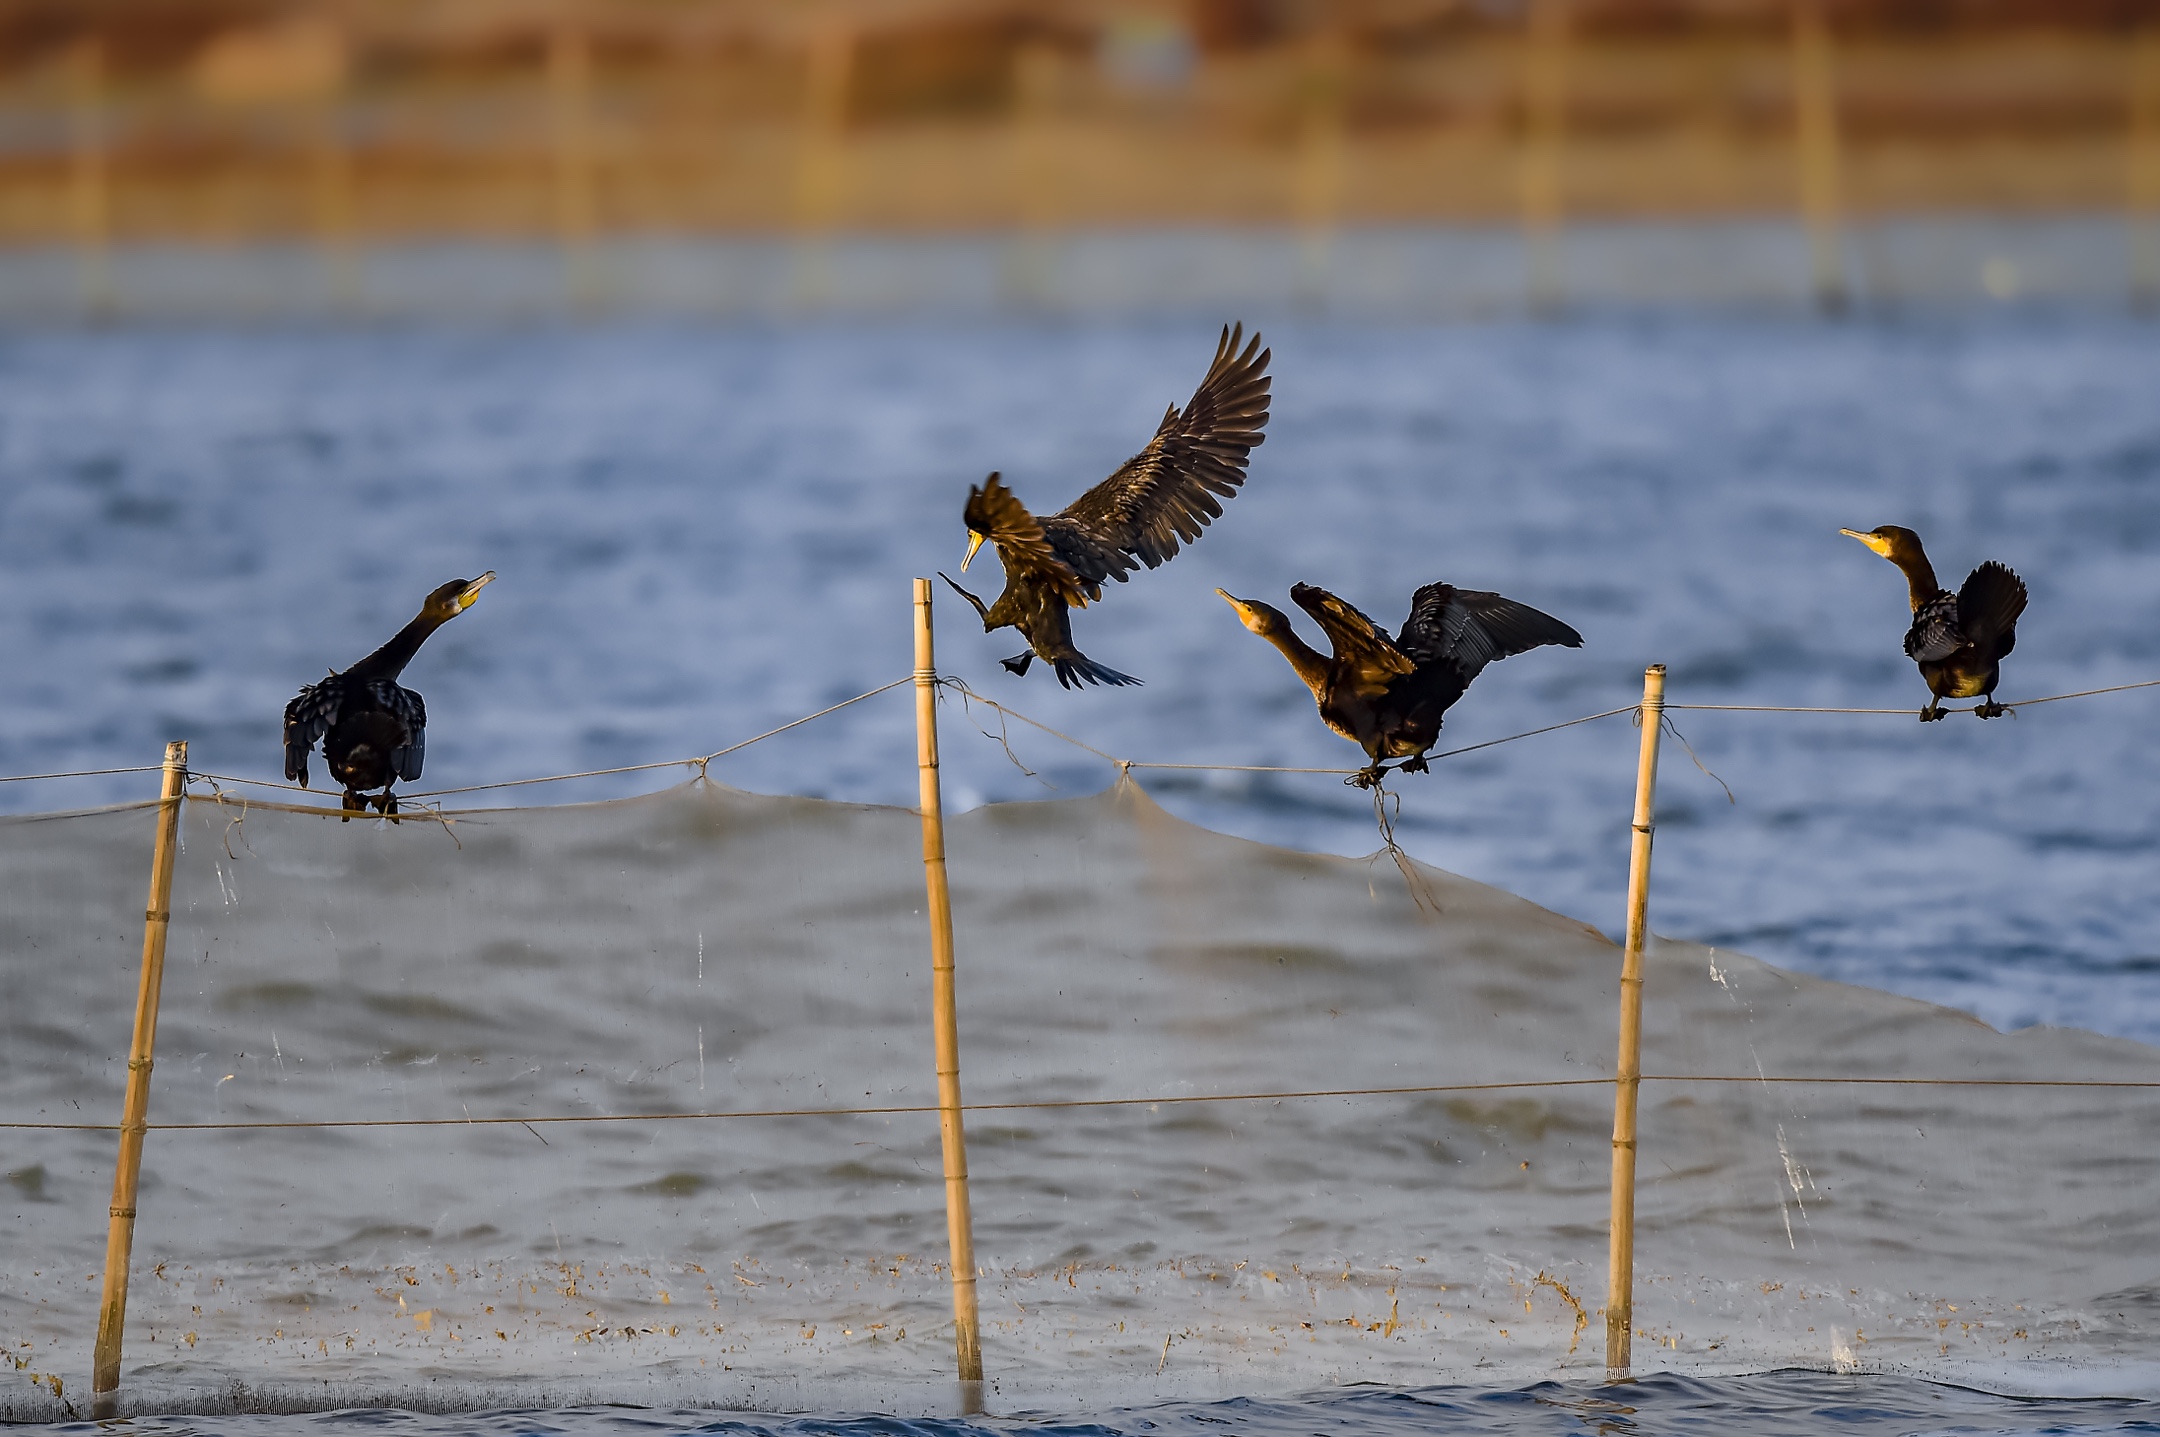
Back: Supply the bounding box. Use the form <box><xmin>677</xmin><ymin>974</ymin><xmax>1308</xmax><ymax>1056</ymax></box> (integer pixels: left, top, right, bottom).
<box><xmin>284</xmin><ymin>574</ymin><xmax>494</xmax><ymax>818</ymax></box>
<box><xmin>1841</xmin><ymin>526</ymin><xmax>2026</xmax><ymax>721</ymax></box>
<box><xmin>941</xmin><ymin>323</ymin><xmax>1270</xmax><ymax>689</ymax></box>
<box><xmin>1218</xmin><ymin>581</ymin><xmax>1582</xmax><ymax>788</ymax></box>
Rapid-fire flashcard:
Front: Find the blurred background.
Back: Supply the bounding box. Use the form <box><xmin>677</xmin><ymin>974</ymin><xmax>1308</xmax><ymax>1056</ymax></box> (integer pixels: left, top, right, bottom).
<box><xmin>2</xmin><ymin>0</ymin><xmax>2157</xmax><ymax>317</ymax></box>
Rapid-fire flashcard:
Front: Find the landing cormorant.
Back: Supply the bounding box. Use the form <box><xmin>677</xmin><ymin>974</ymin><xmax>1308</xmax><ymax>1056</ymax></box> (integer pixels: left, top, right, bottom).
<box><xmin>942</xmin><ymin>323</ymin><xmax>1270</xmax><ymax>689</ymax></box>
<box><xmin>1219</xmin><ymin>581</ymin><xmax>1582</xmax><ymax>788</ymax></box>
<box><xmin>1841</xmin><ymin>526</ymin><xmax>2026</xmax><ymax>721</ymax></box>
<box><xmin>284</xmin><ymin>573</ymin><xmax>494</xmax><ymax>817</ymax></box>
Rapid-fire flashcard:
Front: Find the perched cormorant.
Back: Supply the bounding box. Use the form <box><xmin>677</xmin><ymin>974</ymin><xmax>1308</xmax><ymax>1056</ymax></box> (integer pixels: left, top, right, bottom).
<box><xmin>941</xmin><ymin>323</ymin><xmax>1270</xmax><ymax>689</ymax></box>
<box><xmin>1840</xmin><ymin>526</ymin><xmax>2026</xmax><ymax>721</ymax></box>
<box><xmin>1218</xmin><ymin>581</ymin><xmax>1582</xmax><ymax>788</ymax></box>
<box><xmin>284</xmin><ymin>573</ymin><xmax>495</xmax><ymax>818</ymax></box>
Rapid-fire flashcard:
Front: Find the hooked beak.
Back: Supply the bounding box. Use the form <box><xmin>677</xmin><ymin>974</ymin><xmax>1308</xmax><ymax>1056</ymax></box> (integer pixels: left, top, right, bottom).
<box><xmin>456</xmin><ymin>571</ymin><xmax>497</xmax><ymax>610</ymax></box>
<box><xmin>1214</xmin><ymin>587</ymin><xmax>1250</xmax><ymax>612</ymax></box>
<box><xmin>961</xmin><ymin>531</ymin><xmax>985</xmax><ymax>572</ymax></box>
<box><xmin>1839</xmin><ymin>528</ymin><xmax>1892</xmax><ymax>558</ymax></box>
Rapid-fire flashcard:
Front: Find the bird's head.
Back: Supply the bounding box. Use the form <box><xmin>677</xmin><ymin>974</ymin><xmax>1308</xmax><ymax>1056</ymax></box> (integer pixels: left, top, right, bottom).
<box><xmin>960</xmin><ymin>472</ymin><xmax>1007</xmax><ymax>572</ymax></box>
<box><xmin>1840</xmin><ymin>525</ymin><xmax>1924</xmax><ymax>565</ymax></box>
<box><xmin>1216</xmin><ymin>588</ymin><xmax>1294</xmax><ymax>641</ymax></box>
<box><xmin>421</xmin><ymin>572</ymin><xmax>496</xmax><ymax>622</ymax></box>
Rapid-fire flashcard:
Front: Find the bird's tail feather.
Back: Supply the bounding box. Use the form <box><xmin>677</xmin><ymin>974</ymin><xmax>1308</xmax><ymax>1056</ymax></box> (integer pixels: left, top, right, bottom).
<box><xmin>1958</xmin><ymin>561</ymin><xmax>2028</xmax><ymax>646</ymax></box>
<box><xmin>1054</xmin><ymin>654</ymin><xmax>1143</xmax><ymax>690</ymax></box>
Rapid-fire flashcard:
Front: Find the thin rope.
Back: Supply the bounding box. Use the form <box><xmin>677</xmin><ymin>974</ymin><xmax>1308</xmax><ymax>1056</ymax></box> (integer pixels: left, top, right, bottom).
<box><xmin>941</xmin><ymin>678</ymin><xmax>1635</xmax><ymax>777</ymax></box>
<box><xmin>0</xmin><ymin>765</ymin><xmax>164</xmax><ymax>785</ymax></box>
<box><xmin>1667</xmin><ymin>678</ymin><xmax>2160</xmax><ymax>716</ymax></box>
<box><xmin>176</xmin><ymin>679</ymin><xmax>912</xmax><ymax>807</ymax></box>
<box><xmin>9</xmin><ymin>1071</ymin><xmax>2156</xmax><ymax>1133</ymax></box>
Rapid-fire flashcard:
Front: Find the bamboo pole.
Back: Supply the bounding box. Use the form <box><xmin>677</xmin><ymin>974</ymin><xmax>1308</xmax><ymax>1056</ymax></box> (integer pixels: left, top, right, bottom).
<box><xmin>1517</xmin><ymin>0</ymin><xmax>1570</xmax><ymax>312</ymax></box>
<box><xmin>2131</xmin><ymin>23</ymin><xmax>2160</xmax><ymax>311</ymax></box>
<box><xmin>1291</xmin><ymin>27</ymin><xmax>1347</xmax><ymax>307</ymax></box>
<box><xmin>548</xmin><ymin>21</ymin><xmax>599</xmax><ymax>310</ymax></box>
<box><xmin>66</xmin><ymin>35</ymin><xmax>111</xmax><ymax>319</ymax></box>
<box><xmin>90</xmin><ymin>739</ymin><xmax>188</xmax><ymax>1419</ymax></box>
<box><xmin>912</xmin><ymin>578</ymin><xmax>985</xmax><ymax>1400</ymax></box>
<box><xmin>1605</xmin><ymin>665</ymin><xmax>1664</xmax><ymax>1378</ymax></box>
<box><xmin>790</xmin><ymin>21</ymin><xmax>853</xmax><ymax>309</ymax></box>
<box><xmin>1790</xmin><ymin>0</ymin><xmax>1848</xmax><ymax>314</ymax></box>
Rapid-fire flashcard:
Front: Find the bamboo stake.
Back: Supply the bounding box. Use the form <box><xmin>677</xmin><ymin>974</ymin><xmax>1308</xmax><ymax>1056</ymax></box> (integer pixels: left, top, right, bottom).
<box><xmin>912</xmin><ymin>579</ymin><xmax>985</xmax><ymax>1400</ymax></box>
<box><xmin>1517</xmin><ymin>0</ymin><xmax>1570</xmax><ymax>312</ymax></box>
<box><xmin>548</xmin><ymin>21</ymin><xmax>599</xmax><ymax>310</ymax></box>
<box><xmin>1292</xmin><ymin>27</ymin><xmax>1346</xmax><ymax>307</ymax></box>
<box><xmin>66</xmin><ymin>35</ymin><xmax>111</xmax><ymax>319</ymax></box>
<box><xmin>1790</xmin><ymin>0</ymin><xmax>1848</xmax><ymax>314</ymax></box>
<box><xmin>91</xmin><ymin>739</ymin><xmax>188</xmax><ymax>1419</ymax></box>
<box><xmin>790</xmin><ymin>21</ymin><xmax>853</xmax><ymax>310</ymax></box>
<box><xmin>1606</xmin><ymin>665</ymin><xmax>1664</xmax><ymax>1377</ymax></box>
<box><xmin>2131</xmin><ymin>23</ymin><xmax>2160</xmax><ymax>311</ymax></box>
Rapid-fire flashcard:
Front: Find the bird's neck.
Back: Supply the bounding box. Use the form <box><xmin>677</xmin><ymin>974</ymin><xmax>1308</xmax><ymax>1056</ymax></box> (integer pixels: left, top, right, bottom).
<box><xmin>349</xmin><ymin>610</ymin><xmax>448</xmax><ymax>682</ymax></box>
<box><xmin>1889</xmin><ymin>548</ymin><xmax>1942</xmax><ymax>611</ymax></box>
<box><xmin>1259</xmin><ymin>627</ymin><xmax>1333</xmax><ymax>697</ymax></box>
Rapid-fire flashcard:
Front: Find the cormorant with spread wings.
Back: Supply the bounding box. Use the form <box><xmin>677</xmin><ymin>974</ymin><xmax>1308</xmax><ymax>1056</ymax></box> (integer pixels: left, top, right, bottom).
<box><xmin>1218</xmin><ymin>580</ymin><xmax>1582</xmax><ymax>788</ymax></box>
<box><xmin>941</xmin><ymin>323</ymin><xmax>1270</xmax><ymax>688</ymax></box>
<box><xmin>284</xmin><ymin>573</ymin><xmax>494</xmax><ymax>818</ymax></box>
<box><xmin>1841</xmin><ymin>525</ymin><xmax>2026</xmax><ymax>720</ymax></box>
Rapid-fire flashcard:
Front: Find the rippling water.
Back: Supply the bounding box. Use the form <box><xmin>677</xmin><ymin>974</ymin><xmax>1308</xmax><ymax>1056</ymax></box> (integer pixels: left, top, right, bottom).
<box><xmin>5</xmin><ymin>314</ymin><xmax>2156</xmax><ymax>1040</ymax></box>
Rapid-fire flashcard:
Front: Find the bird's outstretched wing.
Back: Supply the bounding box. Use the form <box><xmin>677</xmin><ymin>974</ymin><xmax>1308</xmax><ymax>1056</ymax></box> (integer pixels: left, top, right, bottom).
<box><xmin>1396</xmin><ymin>584</ymin><xmax>1584</xmax><ymax>683</ymax></box>
<box><xmin>1292</xmin><ymin>583</ymin><xmax>1414</xmax><ymax>691</ymax></box>
<box><xmin>386</xmin><ymin>683</ymin><xmax>427</xmax><ymax>783</ymax></box>
<box><xmin>1956</xmin><ymin>561</ymin><xmax>2026</xmax><ymax>651</ymax></box>
<box><xmin>283</xmin><ymin>678</ymin><xmax>344</xmax><ymax>786</ymax></box>
<box><xmin>964</xmin><ymin>474</ymin><xmax>1092</xmax><ymax>608</ymax></box>
<box><xmin>1904</xmin><ymin>592</ymin><xmax>1966</xmax><ymax>663</ymax></box>
<box><xmin>1055</xmin><ymin>322</ymin><xmax>1270</xmax><ymax>573</ymax></box>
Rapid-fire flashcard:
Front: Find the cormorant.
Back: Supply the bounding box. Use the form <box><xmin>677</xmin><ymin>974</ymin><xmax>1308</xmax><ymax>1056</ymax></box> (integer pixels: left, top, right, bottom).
<box><xmin>1840</xmin><ymin>526</ymin><xmax>2026</xmax><ymax>721</ymax></box>
<box><xmin>941</xmin><ymin>323</ymin><xmax>1270</xmax><ymax>689</ymax></box>
<box><xmin>1218</xmin><ymin>581</ymin><xmax>1582</xmax><ymax>788</ymax></box>
<box><xmin>284</xmin><ymin>573</ymin><xmax>495</xmax><ymax>818</ymax></box>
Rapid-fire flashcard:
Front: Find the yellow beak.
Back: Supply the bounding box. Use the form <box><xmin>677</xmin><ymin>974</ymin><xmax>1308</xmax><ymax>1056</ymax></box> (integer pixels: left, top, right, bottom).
<box><xmin>1214</xmin><ymin>587</ymin><xmax>1246</xmax><ymax>611</ymax></box>
<box><xmin>457</xmin><ymin>571</ymin><xmax>497</xmax><ymax>609</ymax></box>
<box><xmin>1839</xmin><ymin>528</ymin><xmax>1892</xmax><ymax>557</ymax></box>
<box><xmin>961</xmin><ymin>531</ymin><xmax>985</xmax><ymax>572</ymax></box>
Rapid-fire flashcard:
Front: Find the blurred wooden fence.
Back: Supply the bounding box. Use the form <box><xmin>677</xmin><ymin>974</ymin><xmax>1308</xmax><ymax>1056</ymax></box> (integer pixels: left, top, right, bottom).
<box><xmin>0</xmin><ymin>0</ymin><xmax>2155</xmax><ymax>309</ymax></box>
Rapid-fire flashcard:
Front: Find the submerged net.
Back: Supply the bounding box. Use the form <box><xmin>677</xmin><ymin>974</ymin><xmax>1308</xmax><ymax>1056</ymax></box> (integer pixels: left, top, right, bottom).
<box><xmin>4</xmin><ymin>773</ymin><xmax>2159</xmax><ymax>1418</ymax></box>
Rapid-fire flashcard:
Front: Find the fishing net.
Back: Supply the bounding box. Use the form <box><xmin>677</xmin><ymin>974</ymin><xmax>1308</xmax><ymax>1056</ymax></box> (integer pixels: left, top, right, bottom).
<box><xmin>4</xmin><ymin>772</ymin><xmax>2158</xmax><ymax>1418</ymax></box>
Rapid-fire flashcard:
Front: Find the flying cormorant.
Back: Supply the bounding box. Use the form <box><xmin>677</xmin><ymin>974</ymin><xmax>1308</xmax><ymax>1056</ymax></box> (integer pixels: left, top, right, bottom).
<box><xmin>941</xmin><ymin>323</ymin><xmax>1270</xmax><ymax>689</ymax></box>
<box><xmin>1841</xmin><ymin>526</ymin><xmax>2026</xmax><ymax>720</ymax></box>
<box><xmin>1218</xmin><ymin>581</ymin><xmax>1582</xmax><ymax>788</ymax></box>
<box><xmin>284</xmin><ymin>573</ymin><xmax>494</xmax><ymax>818</ymax></box>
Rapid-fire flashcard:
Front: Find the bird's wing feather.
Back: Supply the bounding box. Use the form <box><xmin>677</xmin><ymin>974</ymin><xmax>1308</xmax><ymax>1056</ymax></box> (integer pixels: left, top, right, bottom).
<box><xmin>966</xmin><ymin>474</ymin><xmax>1092</xmax><ymax>606</ymax></box>
<box><xmin>1291</xmin><ymin>583</ymin><xmax>1414</xmax><ymax>689</ymax></box>
<box><xmin>1397</xmin><ymin>584</ymin><xmax>1584</xmax><ymax>682</ymax></box>
<box><xmin>381</xmin><ymin>682</ymin><xmax>427</xmax><ymax>783</ymax></box>
<box><xmin>1056</xmin><ymin>323</ymin><xmax>1270</xmax><ymax>569</ymax></box>
<box><xmin>1904</xmin><ymin>592</ymin><xmax>1966</xmax><ymax>662</ymax></box>
<box><xmin>283</xmin><ymin>678</ymin><xmax>343</xmax><ymax>784</ymax></box>
<box><xmin>1955</xmin><ymin>561</ymin><xmax>2027</xmax><ymax>649</ymax></box>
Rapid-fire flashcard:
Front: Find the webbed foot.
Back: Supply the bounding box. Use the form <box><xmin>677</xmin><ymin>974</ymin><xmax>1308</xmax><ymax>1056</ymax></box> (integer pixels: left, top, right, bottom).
<box><xmin>1919</xmin><ymin>704</ymin><xmax>1945</xmax><ymax>723</ymax></box>
<box><xmin>1347</xmin><ymin>766</ymin><xmax>1384</xmax><ymax>790</ymax></box>
<box><xmin>378</xmin><ymin>789</ymin><xmax>401</xmax><ymax>822</ymax></box>
<box><xmin>1001</xmin><ymin>651</ymin><xmax>1035</xmax><ymax>677</ymax></box>
<box><xmin>1397</xmin><ymin>754</ymin><xmax>1431</xmax><ymax>776</ymax></box>
<box><xmin>340</xmin><ymin>790</ymin><xmax>365</xmax><ymax>822</ymax></box>
<box><xmin>1975</xmin><ymin>699</ymin><xmax>2010</xmax><ymax>719</ymax></box>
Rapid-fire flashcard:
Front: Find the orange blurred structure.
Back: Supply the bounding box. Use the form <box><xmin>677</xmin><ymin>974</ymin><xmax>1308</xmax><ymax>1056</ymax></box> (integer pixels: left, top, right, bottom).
<box><xmin>0</xmin><ymin>1</ymin><xmax>2153</xmax><ymax>315</ymax></box>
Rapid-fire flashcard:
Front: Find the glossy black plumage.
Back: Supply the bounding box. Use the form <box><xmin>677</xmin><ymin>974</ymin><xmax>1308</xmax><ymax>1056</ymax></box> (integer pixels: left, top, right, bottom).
<box><xmin>1841</xmin><ymin>526</ymin><xmax>2026</xmax><ymax>720</ymax></box>
<box><xmin>1221</xmin><ymin>580</ymin><xmax>1583</xmax><ymax>787</ymax></box>
<box><xmin>284</xmin><ymin>574</ymin><xmax>493</xmax><ymax>817</ymax></box>
<box><xmin>944</xmin><ymin>323</ymin><xmax>1270</xmax><ymax>689</ymax></box>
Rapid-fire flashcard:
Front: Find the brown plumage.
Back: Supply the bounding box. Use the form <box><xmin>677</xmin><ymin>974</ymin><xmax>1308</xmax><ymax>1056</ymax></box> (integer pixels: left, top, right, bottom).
<box><xmin>1219</xmin><ymin>580</ymin><xmax>1582</xmax><ymax>788</ymax></box>
<box><xmin>942</xmin><ymin>323</ymin><xmax>1270</xmax><ymax>689</ymax></box>
<box><xmin>1841</xmin><ymin>526</ymin><xmax>2026</xmax><ymax>721</ymax></box>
